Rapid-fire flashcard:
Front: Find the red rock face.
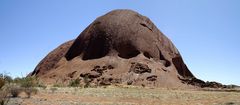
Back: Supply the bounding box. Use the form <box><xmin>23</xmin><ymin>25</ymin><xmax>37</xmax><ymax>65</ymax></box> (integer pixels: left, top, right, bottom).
<box><xmin>31</xmin><ymin>9</ymin><xmax>198</xmax><ymax>88</ymax></box>
<box><xmin>31</xmin><ymin>40</ymin><xmax>74</xmax><ymax>76</ymax></box>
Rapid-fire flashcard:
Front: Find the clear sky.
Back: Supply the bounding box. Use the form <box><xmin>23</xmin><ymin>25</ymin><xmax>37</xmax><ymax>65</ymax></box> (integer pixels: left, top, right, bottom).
<box><xmin>0</xmin><ymin>0</ymin><xmax>239</xmax><ymax>85</ymax></box>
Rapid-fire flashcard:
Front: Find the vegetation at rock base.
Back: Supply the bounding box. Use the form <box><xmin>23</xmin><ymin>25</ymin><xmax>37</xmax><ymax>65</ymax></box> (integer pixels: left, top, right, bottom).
<box><xmin>0</xmin><ymin>73</ymin><xmax>41</xmax><ymax>102</ymax></box>
<box><xmin>83</xmin><ymin>75</ymin><xmax>91</xmax><ymax>88</ymax></box>
<box><xmin>0</xmin><ymin>89</ymin><xmax>9</xmax><ymax>105</ymax></box>
<box><xmin>24</xmin><ymin>87</ymin><xmax>38</xmax><ymax>98</ymax></box>
<box><xmin>9</xmin><ymin>85</ymin><xmax>22</xmax><ymax>98</ymax></box>
<box><xmin>0</xmin><ymin>73</ymin><xmax>10</xmax><ymax>105</ymax></box>
<box><xmin>68</xmin><ymin>78</ymin><xmax>81</xmax><ymax>87</ymax></box>
<box><xmin>0</xmin><ymin>78</ymin><xmax>4</xmax><ymax>89</ymax></box>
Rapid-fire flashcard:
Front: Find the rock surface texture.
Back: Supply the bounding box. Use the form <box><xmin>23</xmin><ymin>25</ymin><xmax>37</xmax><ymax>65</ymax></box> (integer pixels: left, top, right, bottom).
<box><xmin>30</xmin><ymin>9</ymin><xmax>203</xmax><ymax>88</ymax></box>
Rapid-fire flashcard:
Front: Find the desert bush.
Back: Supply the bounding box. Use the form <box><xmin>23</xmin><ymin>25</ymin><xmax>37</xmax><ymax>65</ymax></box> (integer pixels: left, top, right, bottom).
<box><xmin>14</xmin><ymin>77</ymin><xmax>46</xmax><ymax>89</ymax></box>
<box><xmin>0</xmin><ymin>73</ymin><xmax>12</xmax><ymax>83</ymax></box>
<box><xmin>0</xmin><ymin>89</ymin><xmax>9</xmax><ymax>105</ymax></box>
<box><xmin>13</xmin><ymin>77</ymin><xmax>36</xmax><ymax>87</ymax></box>
<box><xmin>53</xmin><ymin>83</ymin><xmax>62</xmax><ymax>87</ymax></box>
<box><xmin>0</xmin><ymin>79</ymin><xmax>4</xmax><ymax>89</ymax></box>
<box><xmin>0</xmin><ymin>73</ymin><xmax>13</xmax><ymax>89</ymax></box>
<box><xmin>83</xmin><ymin>76</ymin><xmax>91</xmax><ymax>88</ymax></box>
<box><xmin>9</xmin><ymin>86</ymin><xmax>22</xmax><ymax>98</ymax></box>
<box><xmin>68</xmin><ymin>78</ymin><xmax>81</xmax><ymax>87</ymax></box>
<box><xmin>24</xmin><ymin>87</ymin><xmax>38</xmax><ymax>98</ymax></box>
<box><xmin>50</xmin><ymin>87</ymin><xmax>57</xmax><ymax>93</ymax></box>
<box><xmin>19</xmin><ymin>77</ymin><xmax>36</xmax><ymax>88</ymax></box>
<box><xmin>13</xmin><ymin>77</ymin><xmax>21</xmax><ymax>83</ymax></box>
<box><xmin>38</xmin><ymin>84</ymin><xmax>47</xmax><ymax>89</ymax></box>
<box><xmin>3</xmin><ymin>76</ymin><xmax>12</xmax><ymax>83</ymax></box>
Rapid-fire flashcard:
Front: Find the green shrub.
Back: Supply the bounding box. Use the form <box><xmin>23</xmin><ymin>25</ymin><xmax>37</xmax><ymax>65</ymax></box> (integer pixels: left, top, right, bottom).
<box><xmin>14</xmin><ymin>77</ymin><xmax>46</xmax><ymax>89</ymax></box>
<box><xmin>83</xmin><ymin>76</ymin><xmax>91</xmax><ymax>88</ymax></box>
<box><xmin>53</xmin><ymin>84</ymin><xmax>62</xmax><ymax>87</ymax></box>
<box><xmin>68</xmin><ymin>78</ymin><xmax>81</xmax><ymax>87</ymax></box>
<box><xmin>13</xmin><ymin>77</ymin><xmax>22</xmax><ymax>83</ymax></box>
<box><xmin>38</xmin><ymin>84</ymin><xmax>47</xmax><ymax>89</ymax></box>
<box><xmin>19</xmin><ymin>77</ymin><xmax>36</xmax><ymax>88</ymax></box>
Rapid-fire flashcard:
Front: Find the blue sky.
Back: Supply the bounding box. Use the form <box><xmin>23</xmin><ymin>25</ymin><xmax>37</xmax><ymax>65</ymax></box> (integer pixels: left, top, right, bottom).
<box><xmin>0</xmin><ymin>0</ymin><xmax>239</xmax><ymax>85</ymax></box>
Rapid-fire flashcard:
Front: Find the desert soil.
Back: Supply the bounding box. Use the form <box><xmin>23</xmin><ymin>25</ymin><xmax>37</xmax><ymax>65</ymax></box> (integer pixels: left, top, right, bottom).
<box><xmin>7</xmin><ymin>86</ymin><xmax>240</xmax><ymax>105</ymax></box>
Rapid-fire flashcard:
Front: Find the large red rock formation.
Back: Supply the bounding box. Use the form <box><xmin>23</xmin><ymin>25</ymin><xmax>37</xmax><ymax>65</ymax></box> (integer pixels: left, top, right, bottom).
<box><xmin>30</xmin><ymin>9</ymin><xmax>202</xmax><ymax>88</ymax></box>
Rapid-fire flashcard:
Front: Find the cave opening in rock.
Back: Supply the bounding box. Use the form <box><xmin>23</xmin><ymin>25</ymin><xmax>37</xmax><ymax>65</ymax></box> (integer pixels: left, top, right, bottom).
<box><xmin>82</xmin><ymin>32</ymin><xmax>110</xmax><ymax>60</ymax></box>
<box><xmin>116</xmin><ymin>42</ymin><xmax>140</xmax><ymax>59</ymax></box>
<box><xmin>143</xmin><ymin>52</ymin><xmax>152</xmax><ymax>59</ymax></box>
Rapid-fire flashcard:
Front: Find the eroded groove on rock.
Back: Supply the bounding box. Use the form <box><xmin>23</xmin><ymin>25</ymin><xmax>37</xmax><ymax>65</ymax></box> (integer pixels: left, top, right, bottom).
<box><xmin>143</xmin><ymin>52</ymin><xmax>152</xmax><ymax>59</ymax></box>
<box><xmin>140</xmin><ymin>23</ymin><xmax>152</xmax><ymax>31</ymax></box>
